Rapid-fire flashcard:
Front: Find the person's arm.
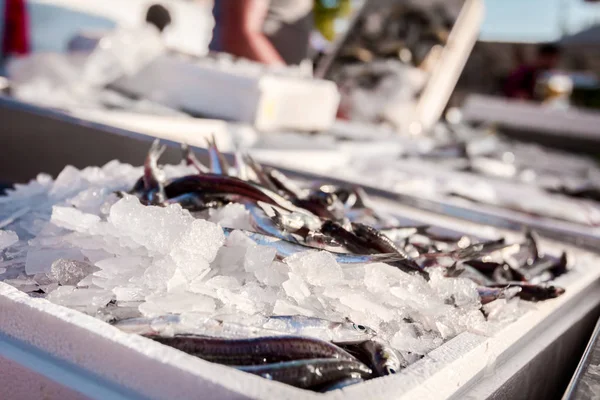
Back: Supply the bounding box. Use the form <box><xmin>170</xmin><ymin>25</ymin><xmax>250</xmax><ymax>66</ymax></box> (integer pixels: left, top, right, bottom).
<box><xmin>220</xmin><ymin>0</ymin><xmax>285</xmax><ymax>66</ymax></box>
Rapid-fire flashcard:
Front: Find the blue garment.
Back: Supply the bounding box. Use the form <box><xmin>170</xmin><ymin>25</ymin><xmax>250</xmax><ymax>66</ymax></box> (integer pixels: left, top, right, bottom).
<box><xmin>208</xmin><ymin>0</ymin><xmax>221</xmax><ymax>52</ymax></box>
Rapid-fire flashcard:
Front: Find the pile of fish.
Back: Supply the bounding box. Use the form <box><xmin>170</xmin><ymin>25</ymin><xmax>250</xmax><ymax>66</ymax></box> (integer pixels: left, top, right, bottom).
<box><xmin>0</xmin><ymin>138</ymin><xmax>568</xmax><ymax>391</ymax></box>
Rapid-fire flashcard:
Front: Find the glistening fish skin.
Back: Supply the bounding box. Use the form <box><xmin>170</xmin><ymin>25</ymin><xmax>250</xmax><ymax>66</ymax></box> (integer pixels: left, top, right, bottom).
<box><xmin>224</xmin><ymin>228</ymin><xmax>424</xmax><ymax>267</ymax></box>
<box><xmin>236</xmin><ymin>358</ymin><xmax>372</xmax><ymax>389</ymax></box>
<box><xmin>149</xmin><ymin>335</ymin><xmax>356</xmax><ymax>366</ymax></box>
<box><xmin>265</xmin><ymin>315</ymin><xmax>377</xmax><ymax>344</ymax></box>
<box><xmin>340</xmin><ymin>339</ymin><xmax>402</xmax><ymax>377</ymax></box>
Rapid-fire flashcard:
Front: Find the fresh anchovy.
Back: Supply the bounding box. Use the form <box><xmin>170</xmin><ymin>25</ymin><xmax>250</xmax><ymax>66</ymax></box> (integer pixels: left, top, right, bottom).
<box><xmin>265</xmin><ymin>167</ymin><xmax>306</xmax><ymax>199</ymax></box>
<box><xmin>378</xmin><ymin>225</ymin><xmax>430</xmax><ymax>242</ymax></box>
<box><xmin>139</xmin><ymin>139</ymin><xmax>166</xmax><ymax>205</ymax></box>
<box><xmin>243</xmin><ymin>153</ymin><xmax>279</xmax><ymax>192</ymax></box>
<box><xmin>182</xmin><ymin>143</ymin><xmax>209</xmax><ymax>174</ymax></box>
<box><xmin>149</xmin><ymin>335</ymin><xmax>356</xmax><ymax>365</ymax></box>
<box><xmin>165</xmin><ymin>193</ymin><xmax>226</xmax><ymax>211</ymax></box>
<box><xmin>477</xmin><ymin>286</ymin><xmax>521</xmax><ymax>305</ymax></box>
<box><xmin>351</xmin><ymin>222</ymin><xmax>421</xmax><ymax>271</ymax></box>
<box><xmin>264</xmin><ymin>315</ymin><xmax>376</xmax><ymax>344</ymax></box>
<box><xmin>235</xmin><ymin>358</ymin><xmax>372</xmax><ymax>389</ymax></box>
<box><xmin>341</xmin><ymin>339</ymin><xmax>402</xmax><ymax>377</ymax></box>
<box><xmin>114</xmin><ymin>315</ymin><xmax>289</xmax><ymax>338</ymax></box>
<box><xmin>464</xmin><ymin>260</ymin><xmax>525</xmax><ymax>283</ymax></box>
<box><xmin>519</xmin><ymin>252</ymin><xmax>568</xmax><ymax>282</ymax></box>
<box><xmin>489</xmin><ymin>283</ymin><xmax>565</xmax><ymax>302</ymax></box>
<box><xmin>234</xmin><ymin>151</ymin><xmax>249</xmax><ymax>181</ymax></box>
<box><xmin>335</xmin><ymin>186</ymin><xmax>371</xmax><ymax>210</ymax></box>
<box><xmin>449</xmin><ymin>264</ymin><xmax>494</xmax><ymax>286</ymax></box>
<box><xmin>224</xmin><ymin>228</ymin><xmax>419</xmax><ymax>267</ymax></box>
<box><xmin>244</xmin><ymin>202</ymin><xmax>300</xmax><ymax>243</ymax></box>
<box><xmin>320</xmin><ymin>220</ymin><xmax>373</xmax><ymax>254</ymax></box>
<box><xmin>304</xmin><ymin>231</ymin><xmax>348</xmax><ymax>253</ymax></box>
<box><xmin>206</xmin><ymin>135</ymin><xmax>230</xmax><ymax>175</ymax></box>
<box><xmin>164</xmin><ymin>174</ymin><xmax>311</xmax><ymax>215</ymax></box>
<box><xmin>320</xmin><ymin>222</ymin><xmax>425</xmax><ymax>275</ymax></box>
<box><xmin>454</xmin><ymin>238</ymin><xmax>510</xmax><ymax>260</ymax></box>
<box><xmin>316</xmin><ymin>377</ymin><xmax>365</xmax><ymax>392</ymax></box>
<box><xmin>295</xmin><ymin>190</ymin><xmax>344</xmax><ymax>220</ymax></box>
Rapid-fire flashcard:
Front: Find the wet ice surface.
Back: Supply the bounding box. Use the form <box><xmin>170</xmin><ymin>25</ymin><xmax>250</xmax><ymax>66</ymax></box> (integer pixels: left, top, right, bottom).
<box><xmin>0</xmin><ymin>162</ymin><xmax>534</xmax><ymax>369</ymax></box>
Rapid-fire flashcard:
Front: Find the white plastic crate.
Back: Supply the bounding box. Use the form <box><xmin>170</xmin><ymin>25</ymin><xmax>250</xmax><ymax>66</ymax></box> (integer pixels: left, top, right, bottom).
<box><xmin>113</xmin><ymin>55</ymin><xmax>341</xmax><ymax>133</ymax></box>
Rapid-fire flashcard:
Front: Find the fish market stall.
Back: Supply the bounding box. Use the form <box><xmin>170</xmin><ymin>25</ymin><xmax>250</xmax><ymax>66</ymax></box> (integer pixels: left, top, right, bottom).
<box><xmin>1</xmin><ymin>98</ymin><xmax>600</xmax><ymax>399</ymax></box>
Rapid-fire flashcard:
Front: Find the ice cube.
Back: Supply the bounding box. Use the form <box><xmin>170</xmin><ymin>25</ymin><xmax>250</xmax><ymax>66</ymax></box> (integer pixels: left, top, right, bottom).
<box><xmin>390</xmin><ymin>323</ymin><xmax>443</xmax><ymax>355</ymax></box>
<box><xmin>0</xmin><ymin>230</ymin><xmax>19</xmax><ymax>250</ymax></box>
<box><xmin>205</xmin><ymin>275</ymin><xmax>241</xmax><ymax>290</ymax></box>
<box><xmin>170</xmin><ymin>220</ymin><xmax>223</xmax><ymax>279</ymax></box>
<box><xmin>209</xmin><ymin>203</ymin><xmax>253</xmax><ymax>230</ymax></box>
<box><xmin>244</xmin><ymin>245</ymin><xmax>276</xmax><ymax>273</ymax></box>
<box><xmin>217</xmin><ymin>288</ymin><xmax>257</xmax><ymax>315</ymax></box>
<box><xmin>49</xmin><ymin>258</ymin><xmax>98</xmax><ymax>285</ymax></box>
<box><xmin>340</xmin><ymin>293</ymin><xmax>396</xmax><ymax>322</ymax></box>
<box><xmin>171</xmin><ymin>219</ymin><xmax>225</xmax><ymax>263</ymax></box>
<box><xmin>113</xmin><ymin>286</ymin><xmax>147</xmax><ymax>302</ymax></box>
<box><xmin>254</xmin><ymin>261</ymin><xmax>288</xmax><ymax>286</ymax></box>
<box><xmin>49</xmin><ymin>165</ymin><xmax>84</xmax><ymax>199</ymax></box>
<box><xmin>429</xmin><ymin>269</ymin><xmax>479</xmax><ymax>309</ymax></box>
<box><xmin>272</xmin><ymin>299</ymin><xmax>316</xmax><ymax>317</ymax></box>
<box><xmin>282</xmin><ymin>273</ymin><xmax>311</xmax><ymax>303</ymax></box>
<box><xmin>167</xmin><ymin>268</ymin><xmax>190</xmax><ymax>293</ymax></box>
<box><xmin>25</xmin><ymin>248</ymin><xmax>86</xmax><ymax>275</ymax></box>
<box><xmin>47</xmin><ymin>286</ymin><xmax>114</xmax><ymax>309</ymax></box>
<box><xmin>141</xmin><ymin>258</ymin><xmax>177</xmax><ymax>290</ymax></box>
<box><xmin>67</xmin><ymin>187</ymin><xmax>109</xmax><ymax>214</ymax></box>
<box><xmin>285</xmin><ymin>251</ymin><xmax>343</xmax><ymax>286</ymax></box>
<box><xmin>108</xmin><ymin>197</ymin><xmax>193</xmax><ymax>254</ymax></box>
<box><xmin>224</xmin><ymin>229</ymin><xmax>255</xmax><ymax>248</ymax></box>
<box><xmin>139</xmin><ymin>292</ymin><xmax>216</xmax><ymax>317</ymax></box>
<box><xmin>51</xmin><ymin>206</ymin><xmax>100</xmax><ymax>233</ymax></box>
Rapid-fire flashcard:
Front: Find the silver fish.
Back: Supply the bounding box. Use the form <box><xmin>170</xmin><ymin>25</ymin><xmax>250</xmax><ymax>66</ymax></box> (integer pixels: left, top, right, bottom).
<box><xmin>181</xmin><ymin>143</ymin><xmax>209</xmax><ymax>174</ymax></box>
<box><xmin>224</xmin><ymin>228</ymin><xmax>418</xmax><ymax>266</ymax></box>
<box><xmin>206</xmin><ymin>135</ymin><xmax>230</xmax><ymax>175</ymax></box>
<box><xmin>149</xmin><ymin>335</ymin><xmax>357</xmax><ymax>365</ymax></box>
<box><xmin>341</xmin><ymin>339</ymin><xmax>403</xmax><ymax>377</ymax></box>
<box><xmin>236</xmin><ymin>358</ymin><xmax>372</xmax><ymax>389</ymax></box>
<box><xmin>263</xmin><ymin>315</ymin><xmax>376</xmax><ymax>344</ymax></box>
<box><xmin>113</xmin><ymin>314</ymin><xmax>283</xmax><ymax>339</ymax></box>
<box><xmin>244</xmin><ymin>202</ymin><xmax>300</xmax><ymax>243</ymax></box>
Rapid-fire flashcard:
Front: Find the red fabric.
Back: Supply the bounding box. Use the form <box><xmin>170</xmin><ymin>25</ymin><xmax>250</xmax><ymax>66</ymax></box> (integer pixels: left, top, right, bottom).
<box><xmin>3</xmin><ymin>0</ymin><xmax>30</xmax><ymax>56</ymax></box>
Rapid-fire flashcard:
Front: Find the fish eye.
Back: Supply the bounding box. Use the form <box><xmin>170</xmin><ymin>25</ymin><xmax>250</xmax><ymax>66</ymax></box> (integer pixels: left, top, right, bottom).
<box><xmin>353</xmin><ymin>323</ymin><xmax>366</xmax><ymax>331</ymax></box>
<box><xmin>386</xmin><ymin>367</ymin><xmax>397</xmax><ymax>375</ymax></box>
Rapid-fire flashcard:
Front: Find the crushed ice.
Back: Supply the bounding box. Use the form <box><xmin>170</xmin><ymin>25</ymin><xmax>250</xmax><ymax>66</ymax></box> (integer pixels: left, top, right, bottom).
<box><xmin>0</xmin><ymin>162</ymin><xmax>531</xmax><ymax>365</ymax></box>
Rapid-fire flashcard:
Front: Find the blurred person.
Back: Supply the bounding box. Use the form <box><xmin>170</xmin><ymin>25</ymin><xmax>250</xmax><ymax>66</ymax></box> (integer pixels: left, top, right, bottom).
<box><xmin>503</xmin><ymin>43</ymin><xmax>561</xmax><ymax>101</ymax></box>
<box><xmin>209</xmin><ymin>0</ymin><xmax>313</xmax><ymax>66</ymax></box>
<box><xmin>0</xmin><ymin>0</ymin><xmax>30</xmax><ymax>75</ymax></box>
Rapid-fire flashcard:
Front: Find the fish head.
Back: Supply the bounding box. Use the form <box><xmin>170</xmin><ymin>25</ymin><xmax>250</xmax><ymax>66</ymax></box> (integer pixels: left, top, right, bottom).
<box><xmin>332</xmin><ymin>318</ymin><xmax>377</xmax><ymax>343</ymax></box>
<box><xmin>351</xmin><ymin>322</ymin><xmax>377</xmax><ymax>338</ymax></box>
<box><xmin>364</xmin><ymin>340</ymin><xmax>401</xmax><ymax>376</ymax></box>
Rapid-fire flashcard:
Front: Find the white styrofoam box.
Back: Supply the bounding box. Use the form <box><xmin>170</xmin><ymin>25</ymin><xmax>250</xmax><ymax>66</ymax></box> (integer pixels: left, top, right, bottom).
<box><xmin>1</xmin><ymin>240</ymin><xmax>598</xmax><ymax>400</ymax></box>
<box><xmin>113</xmin><ymin>55</ymin><xmax>341</xmax><ymax>132</ymax></box>
<box><xmin>462</xmin><ymin>94</ymin><xmax>600</xmax><ymax>141</ymax></box>
<box><xmin>67</xmin><ymin>110</ymin><xmax>236</xmax><ymax>151</ymax></box>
